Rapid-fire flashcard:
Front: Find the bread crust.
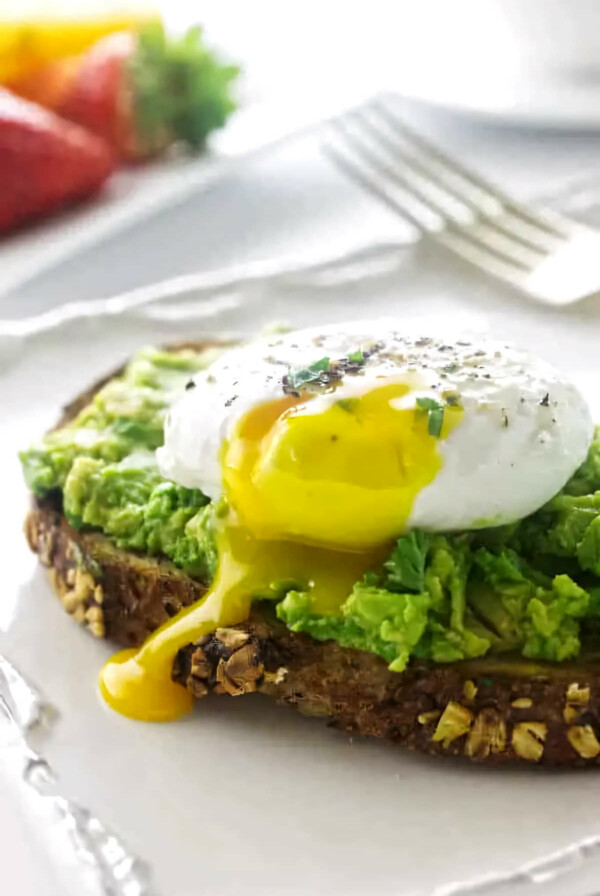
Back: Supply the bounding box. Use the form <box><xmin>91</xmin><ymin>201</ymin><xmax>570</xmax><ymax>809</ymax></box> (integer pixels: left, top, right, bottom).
<box><xmin>22</xmin><ymin>345</ymin><xmax>600</xmax><ymax>765</ymax></box>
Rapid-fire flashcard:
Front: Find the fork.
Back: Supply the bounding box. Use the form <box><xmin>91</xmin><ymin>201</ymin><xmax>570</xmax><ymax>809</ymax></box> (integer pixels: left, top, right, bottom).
<box><xmin>322</xmin><ymin>98</ymin><xmax>600</xmax><ymax>305</ymax></box>
<box><xmin>0</xmin><ymin>657</ymin><xmax>155</xmax><ymax>896</ymax></box>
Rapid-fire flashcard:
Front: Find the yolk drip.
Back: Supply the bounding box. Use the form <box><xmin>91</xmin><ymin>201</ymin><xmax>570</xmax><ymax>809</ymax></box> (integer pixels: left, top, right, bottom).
<box><xmin>100</xmin><ymin>523</ymin><xmax>385</xmax><ymax>721</ymax></box>
<box><xmin>100</xmin><ymin>383</ymin><xmax>462</xmax><ymax>721</ymax></box>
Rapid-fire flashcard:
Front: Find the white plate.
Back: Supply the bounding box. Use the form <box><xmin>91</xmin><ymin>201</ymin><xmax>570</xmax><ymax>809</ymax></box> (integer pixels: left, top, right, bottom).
<box><xmin>3</xmin><ymin>245</ymin><xmax>600</xmax><ymax>896</ymax></box>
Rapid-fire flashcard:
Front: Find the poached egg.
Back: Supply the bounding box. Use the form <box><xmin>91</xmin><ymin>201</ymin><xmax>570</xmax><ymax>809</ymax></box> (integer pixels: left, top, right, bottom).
<box><xmin>100</xmin><ymin>321</ymin><xmax>593</xmax><ymax>721</ymax></box>
<box><xmin>160</xmin><ymin>321</ymin><xmax>592</xmax><ymax>538</ymax></box>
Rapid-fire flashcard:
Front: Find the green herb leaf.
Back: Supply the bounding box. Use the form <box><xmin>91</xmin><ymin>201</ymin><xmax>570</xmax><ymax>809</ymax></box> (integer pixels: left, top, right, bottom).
<box><xmin>285</xmin><ymin>357</ymin><xmax>330</xmax><ymax>390</ymax></box>
<box><xmin>428</xmin><ymin>407</ymin><xmax>444</xmax><ymax>437</ymax></box>
<box><xmin>415</xmin><ymin>396</ymin><xmax>444</xmax><ymax>437</ymax></box>
<box><xmin>348</xmin><ymin>349</ymin><xmax>364</xmax><ymax>363</ymax></box>
<box><xmin>309</xmin><ymin>357</ymin><xmax>330</xmax><ymax>373</ymax></box>
<box><xmin>384</xmin><ymin>531</ymin><xmax>431</xmax><ymax>593</ymax></box>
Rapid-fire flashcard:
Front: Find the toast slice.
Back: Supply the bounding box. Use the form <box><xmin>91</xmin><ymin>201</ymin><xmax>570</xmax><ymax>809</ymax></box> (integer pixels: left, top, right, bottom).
<box><xmin>23</xmin><ymin>345</ymin><xmax>600</xmax><ymax>766</ymax></box>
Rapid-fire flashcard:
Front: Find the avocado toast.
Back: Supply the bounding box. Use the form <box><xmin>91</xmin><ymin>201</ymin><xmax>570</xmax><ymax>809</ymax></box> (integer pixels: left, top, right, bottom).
<box><xmin>20</xmin><ymin>334</ymin><xmax>600</xmax><ymax>765</ymax></box>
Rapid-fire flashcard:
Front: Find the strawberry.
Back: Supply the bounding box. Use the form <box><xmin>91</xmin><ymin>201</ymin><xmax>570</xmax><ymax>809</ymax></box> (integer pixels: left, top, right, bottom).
<box><xmin>11</xmin><ymin>23</ymin><xmax>239</xmax><ymax>162</ymax></box>
<box><xmin>59</xmin><ymin>32</ymin><xmax>140</xmax><ymax>158</ymax></box>
<box><xmin>0</xmin><ymin>88</ymin><xmax>115</xmax><ymax>234</ymax></box>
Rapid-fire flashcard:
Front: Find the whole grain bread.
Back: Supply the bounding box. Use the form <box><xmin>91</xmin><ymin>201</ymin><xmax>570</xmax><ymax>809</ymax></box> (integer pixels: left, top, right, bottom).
<box><xmin>23</xmin><ymin>344</ymin><xmax>600</xmax><ymax>766</ymax></box>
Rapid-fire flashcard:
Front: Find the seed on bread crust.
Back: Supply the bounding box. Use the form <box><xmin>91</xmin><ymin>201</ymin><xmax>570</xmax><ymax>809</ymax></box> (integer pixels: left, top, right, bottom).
<box><xmin>62</xmin><ymin>589</ymin><xmax>82</xmax><ymax>615</ymax></box>
<box><xmin>563</xmin><ymin>706</ymin><xmax>578</xmax><ymax>724</ymax></box>
<box><xmin>72</xmin><ymin>604</ymin><xmax>86</xmax><ymax>625</ymax></box>
<box><xmin>566</xmin><ymin>683</ymin><xmax>590</xmax><ymax>705</ymax></box>
<box><xmin>563</xmin><ymin>683</ymin><xmax>591</xmax><ymax>724</ymax></box>
<box><xmin>262</xmin><ymin>667</ymin><xmax>288</xmax><ymax>686</ymax></box>
<box><xmin>512</xmin><ymin>721</ymin><xmax>547</xmax><ymax>761</ymax></box>
<box><xmin>85</xmin><ymin>606</ymin><xmax>103</xmax><ymax>624</ymax></box>
<box><xmin>567</xmin><ymin>725</ymin><xmax>600</xmax><ymax>759</ymax></box>
<box><xmin>215</xmin><ymin>628</ymin><xmax>250</xmax><ymax>650</ymax></box>
<box><xmin>462</xmin><ymin>680</ymin><xmax>477</xmax><ymax>704</ymax></box>
<box><xmin>225</xmin><ymin>643</ymin><xmax>264</xmax><ymax>689</ymax></box>
<box><xmin>511</xmin><ymin>697</ymin><xmax>532</xmax><ymax>709</ymax></box>
<box><xmin>432</xmin><ymin>702</ymin><xmax>473</xmax><ymax>747</ymax></box>
<box><xmin>465</xmin><ymin>709</ymin><xmax>506</xmax><ymax>759</ymax></box>
<box><xmin>215</xmin><ymin>658</ymin><xmax>245</xmax><ymax>696</ymax></box>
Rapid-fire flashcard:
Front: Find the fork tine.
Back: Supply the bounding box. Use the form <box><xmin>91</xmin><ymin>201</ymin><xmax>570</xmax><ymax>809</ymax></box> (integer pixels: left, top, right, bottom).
<box><xmin>320</xmin><ymin>140</ymin><xmax>428</xmax><ymax>235</ymax></box>
<box><xmin>327</xmin><ymin>116</ymin><xmax>538</xmax><ymax>272</ymax></box>
<box><xmin>324</xmin><ymin>129</ymin><xmax>531</xmax><ymax>288</ymax></box>
<box><xmin>359</xmin><ymin>107</ymin><xmax>559</xmax><ymax>256</ymax></box>
<box><xmin>437</xmin><ymin>229</ymin><xmax>531</xmax><ymax>289</ymax></box>
<box><xmin>372</xmin><ymin>99</ymin><xmax>572</xmax><ymax>239</ymax></box>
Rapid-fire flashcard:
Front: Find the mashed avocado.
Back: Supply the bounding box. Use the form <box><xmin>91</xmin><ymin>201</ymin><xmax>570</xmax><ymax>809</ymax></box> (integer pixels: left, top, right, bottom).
<box><xmin>20</xmin><ymin>347</ymin><xmax>600</xmax><ymax>672</ymax></box>
<box><xmin>21</xmin><ymin>347</ymin><xmax>220</xmax><ymax>582</ymax></box>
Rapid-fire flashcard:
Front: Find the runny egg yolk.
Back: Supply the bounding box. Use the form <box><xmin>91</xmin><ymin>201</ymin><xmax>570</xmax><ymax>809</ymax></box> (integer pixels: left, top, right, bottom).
<box><xmin>223</xmin><ymin>383</ymin><xmax>459</xmax><ymax>549</ymax></box>
<box><xmin>100</xmin><ymin>382</ymin><xmax>462</xmax><ymax>721</ymax></box>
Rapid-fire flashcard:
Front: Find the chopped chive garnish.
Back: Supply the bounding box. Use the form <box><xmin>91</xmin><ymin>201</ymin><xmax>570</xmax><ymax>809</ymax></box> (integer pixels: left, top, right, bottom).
<box><xmin>415</xmin><ymin>396</ymin><xmax>444</xmax><ymax>437</ymax></box>
<box><xmin>284</xmin><ymin>356</ymin><xmax>330</xmax><ymax>390</ymax></box>
<box><xmin>348</xmin><ymin>349</ymin><xmax>364</xmax><ymax>364</ymax></box>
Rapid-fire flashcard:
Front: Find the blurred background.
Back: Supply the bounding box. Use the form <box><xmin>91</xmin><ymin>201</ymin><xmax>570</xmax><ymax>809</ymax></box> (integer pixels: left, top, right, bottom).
<box><xmin>3</xmin><ymin>0</ymin><xmax>600</xmax><ymax>314</ymax></box>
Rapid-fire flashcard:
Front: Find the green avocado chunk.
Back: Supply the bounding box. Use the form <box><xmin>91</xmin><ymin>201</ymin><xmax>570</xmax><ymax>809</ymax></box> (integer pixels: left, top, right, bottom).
<box><xmin>19</xmin><ymin>350</ymin><xmax>600</xmax><ymax>673</ymax></box>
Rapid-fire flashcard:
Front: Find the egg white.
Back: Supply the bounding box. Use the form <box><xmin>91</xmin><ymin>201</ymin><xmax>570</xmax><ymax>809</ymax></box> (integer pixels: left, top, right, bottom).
<box><xmin>158</xmin><ymin>320</ymin><xmax>593</xmax><ymax>532</ymax></box>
